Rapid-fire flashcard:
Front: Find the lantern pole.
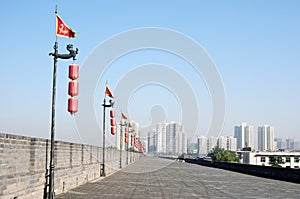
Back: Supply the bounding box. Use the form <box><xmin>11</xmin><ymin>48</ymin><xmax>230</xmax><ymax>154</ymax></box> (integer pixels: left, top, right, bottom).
<box><xmin>101</xmin><ymin>98</ymin><xmax>114</xmax><ymax>176</ymax></box>
<box><xmin>119</xmin><ymin>120</ymin><xmax>127</xmax><ymax>168</ymax></box>
<box><xmin>119</xmin><ymin>121</ymin><xmax>123</xmax><ymax>169</ymax></box>
<box><xmin>126</xmin><ymin>124</ymin><xmax>130</xmax><ymax>165</ymax></box>
<box><xmin>46</xmin><ymin>41</ymin><xmax>78</xmax><ymax>199</ymax></box>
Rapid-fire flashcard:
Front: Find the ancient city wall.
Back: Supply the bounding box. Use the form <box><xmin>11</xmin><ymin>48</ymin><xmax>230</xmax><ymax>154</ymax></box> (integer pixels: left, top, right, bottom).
<box><xmin>0</xmin><ymin>133</ymin><xmax>140</xmax><ymax>199</ymax></box>
<box><xmin>184</xmin><ymin>158</ymin><xmax>300</xmax><ymax>184</ymax></box>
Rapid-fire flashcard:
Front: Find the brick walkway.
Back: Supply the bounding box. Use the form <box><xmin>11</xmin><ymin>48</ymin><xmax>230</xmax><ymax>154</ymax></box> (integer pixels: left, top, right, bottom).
<box><xmin>56</xmin><ymin>156</ymin><xmax>300</xmax><ymax>199</ymax></box>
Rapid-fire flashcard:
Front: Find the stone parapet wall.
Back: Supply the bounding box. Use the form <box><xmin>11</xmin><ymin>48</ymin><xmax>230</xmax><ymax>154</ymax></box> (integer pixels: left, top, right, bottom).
<box><xmin>0</xmin><ymin>133</ymin><xmax>141</xmax><ymax>199</ymax></box>
<box><xmin>184</xmin><ymin>158</ymin><xmax>300</xmax><ymax>184</ymax></box>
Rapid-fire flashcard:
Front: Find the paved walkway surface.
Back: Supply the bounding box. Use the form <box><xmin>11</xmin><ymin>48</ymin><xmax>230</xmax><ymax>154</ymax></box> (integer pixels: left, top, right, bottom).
<box><xmin>56</xmin><ymin>156</ymin><xmax>300</xmax><ymax>199</ymax></box>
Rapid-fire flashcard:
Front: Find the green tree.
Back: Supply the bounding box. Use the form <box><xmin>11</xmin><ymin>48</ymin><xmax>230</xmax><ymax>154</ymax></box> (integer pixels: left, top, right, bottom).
<box><xmin>269</xmin><ymin>156</ymin><xmax>284</xmax><ymax>167</ymax></box>
<box><xmin>208</xmin><ymin>146</ymin><xmax>239</xmax><ymax>163</ymax></box>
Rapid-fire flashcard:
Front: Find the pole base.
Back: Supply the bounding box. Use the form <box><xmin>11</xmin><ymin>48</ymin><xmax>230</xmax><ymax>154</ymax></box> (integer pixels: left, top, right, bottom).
<box><xmin>100</xmin><ymin>163</ymin><xmax>106</xmax><ymax>177</ymax></box>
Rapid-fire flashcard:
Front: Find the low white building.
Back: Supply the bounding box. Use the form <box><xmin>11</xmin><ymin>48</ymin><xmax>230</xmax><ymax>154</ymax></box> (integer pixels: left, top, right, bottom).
<box><xmin>238</xmin><ymin>151</ymin><xmax>300</xmax><ymax>169</ymax></box>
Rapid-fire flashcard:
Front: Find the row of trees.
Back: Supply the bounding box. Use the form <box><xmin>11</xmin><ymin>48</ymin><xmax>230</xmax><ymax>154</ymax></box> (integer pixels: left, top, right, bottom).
<box><xmin>207</xmin><ymin>147</ymin><xmax>239</xmax><ymax>162</ymax></box>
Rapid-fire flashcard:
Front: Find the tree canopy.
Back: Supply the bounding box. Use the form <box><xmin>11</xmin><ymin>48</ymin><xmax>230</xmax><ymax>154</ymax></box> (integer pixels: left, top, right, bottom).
<box><xmin>207</xmin><ymin>147</ymin><xmax>239</xmax><ymax>163</ymax></box>
<box><xmin>268</xmin><ymin>156</ymin><xmax>284</xmax><ymax>167</ymax></box>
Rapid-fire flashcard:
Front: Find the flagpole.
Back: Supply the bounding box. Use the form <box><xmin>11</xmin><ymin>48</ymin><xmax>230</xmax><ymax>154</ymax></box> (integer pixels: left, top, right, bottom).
<box><xmin>119</xmin><ymin>120</ymin><xmax>123</xmax><ymax>168</ymax></box>
<box><xmin>45</xmin><ymin>5</ymin><xmax>79</xmax><ymax>198</ymax></box>
<box><xmin>55</xmin><ymin>5</ymin><xmax>58</xmax><ymax>43</ymax></box>
<box><xmin>101</xmin><ymin>93</ymin><xmax>106</xmax><ymax>176</ymax></box>
<box><xmin>101</xmin><ymin>81</ymin><xmax>114</xmax><ymax>176</ymax></box>
<box><xmin>126</xmin><ymin>122</ymin><xmax>129</xmax><ymax>165</ymax></box>
<box><xmin>47</xmin><ymin>7</ymin><xmax>58</xmax><ymax>199</ymax></box>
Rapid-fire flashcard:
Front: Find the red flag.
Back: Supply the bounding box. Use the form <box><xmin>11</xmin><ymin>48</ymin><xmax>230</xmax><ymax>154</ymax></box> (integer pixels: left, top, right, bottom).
<box><xmin>56</xmin><ymin>14</ymin><xmax>76</xmax><ymax>38</ymax></box>
<box><xmin>121</xmin><ymin>112</ymin><xmax>128</xmax><ymax>120</ymax></box>
<box><xmin>105</xmin><ymin>85</ymin><xmax>114</xmax><ymax>98</ymax></box>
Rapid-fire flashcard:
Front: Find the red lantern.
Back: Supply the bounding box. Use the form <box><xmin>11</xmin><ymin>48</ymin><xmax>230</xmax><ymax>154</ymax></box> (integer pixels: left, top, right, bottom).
<box><xmin>110</xmin><ymin>118</ymin><xmax>116</xmax><ymax>126</ymax></box>
<box><xmin>68</xmin><ymin>97</ymin><xmax>78</xmax><ymax>114</ymax></box>
<box><xmin>69</xmin><ymin>64</ymin><xmax>79</xmax><ymax>80</ymax></box>
<box><xmin>124</xmin><ymin>132</ymin><xmax>128</xmax><ymax>143</ymax></box>
<box><xmin>67</xmin><ymin>64</ymin><xmax>79</xmax><ymax>114</ymax></box>
<box><xmin>110</xmin><ymin>110</ymin><xmax>115</xmax><ymax>118</ymax></box>
<box><xmin>68</xmin><ymin>81</ymin><xmax>79</xmax><ymax>97</ymax></box>
<box><xmin>111</xmin><ymin>126</ymin><xmax>116</xmax><ymax>135</ymax></box>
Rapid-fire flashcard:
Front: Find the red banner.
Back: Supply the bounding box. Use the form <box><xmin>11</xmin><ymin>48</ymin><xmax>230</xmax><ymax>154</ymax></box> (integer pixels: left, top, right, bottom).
<box><xmin>56</xmin><ymin>14</ymin><xmax>76</xmax><ymax>38</ymax></box>
<box><xmin>105</xmin><ymin>85</ymin><xmax>114</xmax><ymax>98</ymax></box>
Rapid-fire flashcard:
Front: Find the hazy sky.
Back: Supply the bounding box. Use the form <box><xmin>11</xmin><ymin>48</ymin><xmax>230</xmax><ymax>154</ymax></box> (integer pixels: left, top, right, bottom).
<box><xmin>0</xmin><ymin>1</ymin><xmax>299</xmax><ymax>146</ymax></box>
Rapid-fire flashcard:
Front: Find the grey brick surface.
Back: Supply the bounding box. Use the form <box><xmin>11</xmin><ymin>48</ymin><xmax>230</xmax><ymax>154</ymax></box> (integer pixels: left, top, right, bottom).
<box><xmin>57</xmin><ymin>157</ymin><xmax>300</xmax><ymax>199</ymax></box>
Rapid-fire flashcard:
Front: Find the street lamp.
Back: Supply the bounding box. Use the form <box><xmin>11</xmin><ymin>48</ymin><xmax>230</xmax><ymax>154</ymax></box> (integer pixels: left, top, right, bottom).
<box><xmin>46</xmin><ymin>42</ymin><xmax>78</xmax><ymax>199</ymax></box>
<box><xmin>126</xmin><ymin>127</ymin><xmax>134</xmax><ymax>165</ymax></box>
<box><xmin>101</xmin><ymin>99</ymin><xmax>114</xmax><ymax>177</ymax></box>
<box><xmin>119</xmin><ymin>120</ymin><xmax>127</xmax><ymax>168</ymax></box>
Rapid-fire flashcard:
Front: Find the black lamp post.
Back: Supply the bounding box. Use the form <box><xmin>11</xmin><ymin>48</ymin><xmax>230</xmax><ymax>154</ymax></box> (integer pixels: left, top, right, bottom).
<box><xmin>126</xmin><ymin>127</ymin><xmax>133</xmax><ymax>165</ymax></box>
<box><xmin>119</xmin><ymin>120</ymin><xmax>127</xmax><ymax>168</ymax></box>
<box><xmin>101</xmin><ymin>98</ymin><xmax>114</xmax><ymax>177</ymax></box>
<box><xmin>45</xmin><ymin>42</ymin><xmax>78</xmax><ymax>199</ymax></box>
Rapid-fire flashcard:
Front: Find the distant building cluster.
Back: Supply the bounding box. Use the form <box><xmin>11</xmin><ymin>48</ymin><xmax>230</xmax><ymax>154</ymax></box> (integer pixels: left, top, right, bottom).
<box><xmin>196</xmin><ymin>136</ymin><xmax>237</xmax><ymax>157</ymax></box>
<box><xmin>148</xmin><ymin>121</ymin><xmax>186</xmax><ymax>155</ymax></box>
<box><xmin>275</xmin><ymin>137</ymin><xmax>300</xmax><ymax>151</ymax></box>
<box><xmin>194</xmin><ymin>122</ymin><xmax>299</xmax><ymax>158</ymax></box>
<box><xmin>234</xmin><ymin>122</ymin><xmax>255</xmax><ymax>149</ymax></box>
<box><xmin>233</xmin><ymin>122</ymin><xmax>300</xmax><ymax>152</ymax></box>
<box><xmin>193</xmin><ymin>122</ymin><xmax>300</xmax><ymax>169</ymax></box>
<box><xmin>233</xmin><ymin>122</ymin><xmax>276</xmax><ymax>151</ymax></box>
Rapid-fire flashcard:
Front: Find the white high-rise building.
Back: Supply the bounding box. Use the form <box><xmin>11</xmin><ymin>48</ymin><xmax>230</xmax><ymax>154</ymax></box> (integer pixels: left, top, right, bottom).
<box><xmin>234</xmin><ymin>123</ymin><xmax>254</xmax><ymax>149</ymax></box>
<box><xmin>197</xmin><ymin>136</ymin><xmax>207</xmax><ymax>156</ymax></box>
<box><xmin>148</xmin><ymin>130</ymin><xmax>156</xmax><ymax>153</ymax></box>
<box><xmin>177</xmin><ymin>125</ymin><xmax>186</xmax><ymax>154</ymax></box>
<box><xmin>197</xmin><ymin>135</ymin><xmax>237</xmax><ymax>156</ymax></box>
<box><xmin>207</xmin><ymin>136</ymin><xmax>217</xmax><ymax>153</ymax></box>
<box><xmin>258</xmin><ymin>125</ymin><xmax>275</xmax><ymax>151</ymax></box>
<box><xmin>165</xmin><ymin>122</ymin><xmax>186</xmax><ymax>155</ymax></box>
<box><xmin>227</xmin><ymin>136</ymin><xmax>237</xmax><ymax>151</ymax></box>
<box><xmin>155</xmin><ymin>122</ymin><xmax>168</xmax><ymax>153</ymax></box>
<box><xmin>217</xmin><ymin>136</ymin><xmax>227</xmax><ymax>149</ymax></box>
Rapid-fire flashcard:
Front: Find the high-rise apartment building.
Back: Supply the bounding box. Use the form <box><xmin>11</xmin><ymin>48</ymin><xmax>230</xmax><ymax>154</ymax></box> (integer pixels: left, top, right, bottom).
<box><xmin>234</xmin><ymin>123</ymin><xmax>254</xmax><ymax>149</ymax></box>
<box><xmin>148</xmin><ymin>130</ymin><xmax>156</xmax><ymax>153</ymax></box>
<box><xmin>257</xmin><ymin>125</ymin><xmax>275</xmax><ymax>151</ymax></box>
<box><xmin>286</xmin><ymin>138</ymin><xmax>295</xmax><ymax>149</ymax></box>
<box><xmin>197</xmin><ymin>136</ymin><xmax>208</xmax><ymax>156</ymax></box>
<box><xmin>207</xmin><ymin>136</ymin><xmax>217</xmax><ymax>153</ymax></box>
<box><xmin>217</xmin><ymin>136</ymin><xmax>227</xmax><ymax>149</ymax></box>
<box><xmin>149</xmin><ymin>121</ymin><xmax>186</xmax><ymax>155</ymax></box>
<box><xmin>197</xmin><ymin>135</ymin><xmax>236</xmax><ymax>156</ymax></box>
<box><xmin>155</xmin><ymin>122</ymin><xmax>168</xmax><ymax>153</ymax></box>
<box><xmin>166</xmin><ymin>122</ymin><xmax>186</xmax><ymax>154</ymax></box>
<box><xmin>226</xmin><ymin>136</ymin><xmax>237</xmax><ymax>151</ymax></box>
